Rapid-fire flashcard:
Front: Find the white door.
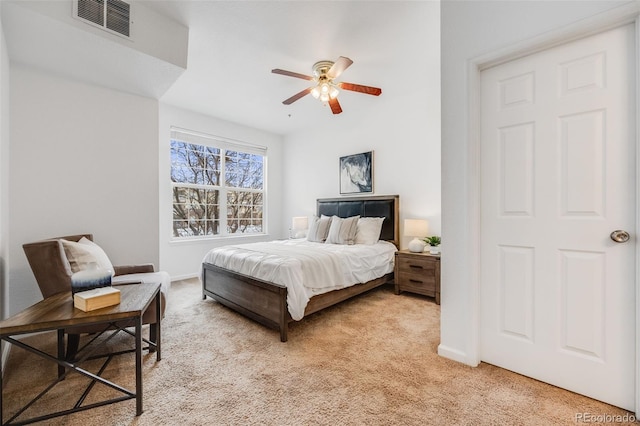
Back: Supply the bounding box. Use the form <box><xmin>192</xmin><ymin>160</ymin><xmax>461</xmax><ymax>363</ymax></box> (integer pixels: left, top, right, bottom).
<box><xmin>479</xmin><ymin>24</ymin><xmax>635</xmax><ymax>410</ymax></box>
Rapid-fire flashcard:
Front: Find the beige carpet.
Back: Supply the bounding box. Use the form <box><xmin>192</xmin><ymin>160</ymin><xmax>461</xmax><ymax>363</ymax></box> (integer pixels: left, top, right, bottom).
<box><xmin>2</xmin><ymin>279</ymin><xmax>635</xmax><ymax>425</ymax></box>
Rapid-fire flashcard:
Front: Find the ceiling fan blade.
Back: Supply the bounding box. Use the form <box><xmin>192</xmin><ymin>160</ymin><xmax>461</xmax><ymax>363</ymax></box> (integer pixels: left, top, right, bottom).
<box><xmin>327</xmin><ymin>56</ymin><xmax>353</xmax><ymax>79</ymax></box>
<box><xmin>339</xmin><ymin>82</ymin><xmax>382</xmax><ymax>96</ymax></box>
<box><xmin>283</xmin><ymin>88</ymin><xmax>312</xmax><ymax>105</ymax></box>
<box><xmin>272</xmin><ymin>69</ymin><xmax>314</xmax><ymax>80</ymax></box>
<box><xmin>328</xmin><ymin>97</ymin><xmax>342</xmax><ymax>114</ymax></box>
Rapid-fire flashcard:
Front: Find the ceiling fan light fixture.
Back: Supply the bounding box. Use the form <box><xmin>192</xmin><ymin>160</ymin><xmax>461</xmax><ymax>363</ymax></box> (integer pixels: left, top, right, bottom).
<box><xmin>329</xmin><ymin>85</ymin><xmax>339</xmax><ymax>99</ymax></box>
<box><xmin>312</xmin><ymin>82</ymin><xmax>338</xmax><ymax>102</ymax></box>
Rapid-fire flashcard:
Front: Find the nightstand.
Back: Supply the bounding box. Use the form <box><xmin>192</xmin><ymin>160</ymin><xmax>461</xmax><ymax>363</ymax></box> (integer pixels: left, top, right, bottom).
<box><xmin>394</xmin><ymin>249</ymin><xmax>441</xmax><ymax>304</ymax></box>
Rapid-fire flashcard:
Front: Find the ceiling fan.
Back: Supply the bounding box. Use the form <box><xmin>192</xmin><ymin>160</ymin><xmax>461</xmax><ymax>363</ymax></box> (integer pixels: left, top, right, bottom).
<box><xmin>271</xmin><ymin>56</ymin><xmax>382</xmax><ymax>114</ymax></box>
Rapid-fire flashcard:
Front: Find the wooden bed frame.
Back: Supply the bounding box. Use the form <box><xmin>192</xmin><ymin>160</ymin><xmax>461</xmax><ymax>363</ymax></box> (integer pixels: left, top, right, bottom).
<box><xmin>201</xmin><ymin>195</ymin><xmax>400</xmax><ymax>341</ymax></box>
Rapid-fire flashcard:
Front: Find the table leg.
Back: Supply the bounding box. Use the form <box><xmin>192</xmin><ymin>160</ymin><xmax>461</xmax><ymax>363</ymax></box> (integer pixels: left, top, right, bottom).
<box><xmin>57</xmin><ymin>329</ymin><xmax>65</xmax><ymax>378</ymax></box>
<box><xmin>1</xmin><ymin>340</ymin><xmax>4</xmax><ymax>425</ymax></box>
<box><xmin>135</xmin><ymin>317</ymin><xmax>142</xmax><ymax>416</ymax></box>
<box><xmin>155</xmin><ymin>291</ymin><xmax>161</xmax><ymax>361</ymax></box>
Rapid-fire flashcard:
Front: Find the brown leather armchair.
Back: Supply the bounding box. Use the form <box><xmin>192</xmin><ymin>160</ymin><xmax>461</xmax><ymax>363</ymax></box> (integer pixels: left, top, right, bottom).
<box><xmin>23</xmin><ymin>234</ymin><xmax>170</xmax><ymax>360</ymax></box>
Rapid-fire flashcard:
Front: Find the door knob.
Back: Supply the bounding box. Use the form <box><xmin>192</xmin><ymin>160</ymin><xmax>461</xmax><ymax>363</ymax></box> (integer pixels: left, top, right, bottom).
<box><xmin>610</xmin><ymin>230</ymin><xmax>630</xmax><ymax>243</ymax></box>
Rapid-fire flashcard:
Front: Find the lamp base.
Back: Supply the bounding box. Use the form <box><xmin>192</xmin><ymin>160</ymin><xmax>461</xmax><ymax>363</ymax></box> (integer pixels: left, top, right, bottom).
<box><xmin>408</xmin><ymin>238</ymin><xmax>426</xmax><ymax>253</ymax></box>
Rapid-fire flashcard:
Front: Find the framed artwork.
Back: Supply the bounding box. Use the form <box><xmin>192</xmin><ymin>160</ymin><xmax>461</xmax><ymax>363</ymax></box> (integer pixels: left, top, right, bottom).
<box><xmin>339</xmin><ymin>151</ymin><xmax>373</xmax><ymax>194</ymax></box>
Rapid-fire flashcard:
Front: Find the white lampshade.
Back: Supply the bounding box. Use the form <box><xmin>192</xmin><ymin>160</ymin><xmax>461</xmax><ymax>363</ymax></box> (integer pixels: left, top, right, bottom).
<box><xmin>292</xmin><ymin>216</ymin><xmax>308</xmax><ymax>230</ymax></box>
<box><xmin>404</xmin><ymin>219</ymin><xmax>429</xmax><ymax>237</ymax></box>
<box><xmin>404</xmin><ymin>219</ymin><xmax>429</xmax><ymax>253</ymax></box>
<box><xmin>291</xmin><ymin>216</ymin><xmax>309</xmax><ymax>239</ymax></box>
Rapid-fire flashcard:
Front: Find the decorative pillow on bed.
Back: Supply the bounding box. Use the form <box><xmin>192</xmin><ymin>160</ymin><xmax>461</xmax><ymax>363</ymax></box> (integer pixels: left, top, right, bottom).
<box><xmin>61</xmin><ymin>237</ymin><xmax>115</xmax><ymax>275</ymax></box>
<box><xmin>325</xmin><ymin>215</ymin><xmax>360</xmax><ymax>245</ymax></box>
<box><xmin>307</xmin><ymin>215</ymin><xmax>332</xmax><ymax>242</ymax></box>
<box><xmin>355</xmin><ymin>217</ymin><xmax>385</xmax><ymax>245</ymax></box>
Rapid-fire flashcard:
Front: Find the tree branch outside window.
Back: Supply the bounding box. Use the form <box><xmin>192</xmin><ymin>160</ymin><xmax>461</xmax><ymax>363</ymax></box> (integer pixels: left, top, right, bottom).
<box><xmin>170</xmin><ymin>131</ymin><xmax>265</xmax><ymax>239</ymax></box>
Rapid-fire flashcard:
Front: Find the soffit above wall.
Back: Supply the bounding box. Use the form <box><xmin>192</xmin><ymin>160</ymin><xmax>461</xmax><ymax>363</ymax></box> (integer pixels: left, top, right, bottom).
<box><xmin>1</xmin><ymin>0</ymin><xmax>188</xmax><ymax>99</ymax></box>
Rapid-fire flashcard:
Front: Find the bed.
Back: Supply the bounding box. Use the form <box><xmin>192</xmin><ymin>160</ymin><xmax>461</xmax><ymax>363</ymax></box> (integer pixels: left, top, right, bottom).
<box><xmin>201</xmin><ymin>194</ymin><xmax>399</xmax><ymax>341</ymax></box>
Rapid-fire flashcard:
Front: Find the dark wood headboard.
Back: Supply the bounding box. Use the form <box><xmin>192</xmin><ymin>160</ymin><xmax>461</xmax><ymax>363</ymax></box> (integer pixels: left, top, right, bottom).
<box><xmin>316</xmin><ymin>195</ymin><xmax>400</xmax><ymax>247</ymax></box>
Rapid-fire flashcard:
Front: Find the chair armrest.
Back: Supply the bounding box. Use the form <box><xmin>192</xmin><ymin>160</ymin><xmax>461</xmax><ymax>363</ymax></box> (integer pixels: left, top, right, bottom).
<box><xmin>113</xmin><ymin>280</ymin><xmax>143</xmax><ymax>287</ymax></box>
<box><xmin>113</xmin><ymin>264</ymin><xmax>155</xmax><ymax>276</ymax></box>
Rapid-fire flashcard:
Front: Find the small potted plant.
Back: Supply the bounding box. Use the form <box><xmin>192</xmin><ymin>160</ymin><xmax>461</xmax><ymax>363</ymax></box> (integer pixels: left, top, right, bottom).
<box><xmin>423</xmin><ymin>236</ymin><xmax>441</xmax><ymax>255</ymax></box>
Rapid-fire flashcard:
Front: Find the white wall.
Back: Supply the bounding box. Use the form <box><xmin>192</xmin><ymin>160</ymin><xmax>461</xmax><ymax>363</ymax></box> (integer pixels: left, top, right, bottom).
<box><xmin>9</xmin><ymin>65</ymin><xmax>159</xmax><ymax>315</ymax></box>
<box><xmin>159</xmin><ymin>104</ymin><xmax>284</xmax><ymax>279</ymax></box>
<box><xmin>282</xmin><ymin>1</ymin><xmax>440</xmax><ymax>248</ymax></box>
<box><xmin>439</xmin><ymin>0</ymin><xmax>631</xmax><ymax>365</ymax></box>
<box><xmin>0</xmin><ymin>3</ymin><xmax>10</xmax><ymax>369</ymax></box>
<box><xmin>0</xmin><ymin>0</ymin><xmax>8</xmax><ymax>322</ymax></box>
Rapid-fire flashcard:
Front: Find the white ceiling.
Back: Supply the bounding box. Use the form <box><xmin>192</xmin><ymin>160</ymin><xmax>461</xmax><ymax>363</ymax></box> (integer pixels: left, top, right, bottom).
<box><xmin>3</xmin><ymin>1</ymin><xmax>434</xmax><ymax>136</ymax></box>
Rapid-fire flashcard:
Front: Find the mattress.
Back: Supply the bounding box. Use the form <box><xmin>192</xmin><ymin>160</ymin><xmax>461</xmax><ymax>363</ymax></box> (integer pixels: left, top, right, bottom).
<box><xmin>202</xmin><ymin>239</ymin><xmax>397</xmax><ymax>320</ymax></box>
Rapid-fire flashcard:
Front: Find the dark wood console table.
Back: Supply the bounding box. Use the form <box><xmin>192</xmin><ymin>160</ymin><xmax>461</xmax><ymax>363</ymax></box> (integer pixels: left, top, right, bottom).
<box><xmin>0</xmin><ymin>282</ymin><xmax>161</xmax><ymax>425</ymax></box>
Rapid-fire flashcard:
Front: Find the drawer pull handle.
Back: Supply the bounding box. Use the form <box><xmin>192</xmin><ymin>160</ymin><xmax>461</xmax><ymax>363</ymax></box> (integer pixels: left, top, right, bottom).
<box><xmin>409</xmin><ymin>279</ymin><xmax>423</xmax><ymax>284</ymax></box>
<box><xmin>409</xmin><ymin>265</ymin><xmax>423</xmax><ymax>269</ymax></box>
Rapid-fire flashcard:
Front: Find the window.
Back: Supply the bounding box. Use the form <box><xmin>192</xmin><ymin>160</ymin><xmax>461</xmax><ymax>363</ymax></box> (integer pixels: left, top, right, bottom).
<box><xmin>170</xmin><ymin>128</ymin><xmax>266</xmax><ymax>239</ymax></box>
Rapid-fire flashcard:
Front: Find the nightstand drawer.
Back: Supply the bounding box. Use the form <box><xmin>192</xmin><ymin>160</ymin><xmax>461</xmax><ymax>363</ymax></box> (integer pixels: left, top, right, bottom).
<box><xmin>397</xmin><ymin>256</ymin><xmax>437</xmax><ymax>273</ymax></box>
<box><xmin>397</xmin><ymin>271</ymin><xmax>437</xmax><ymax>293</ymax></box>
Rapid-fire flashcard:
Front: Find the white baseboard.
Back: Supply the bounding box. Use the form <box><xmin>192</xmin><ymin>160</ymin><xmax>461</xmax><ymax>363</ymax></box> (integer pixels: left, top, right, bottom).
<box><xmin>438</xmin><ymin>343</ymin><xmax>479</xmax><ymax>367</ymax></box>
<box><xmin>171</xmin><ymin>272</ymin><xmax>199</xmax><ymax>282</ymax></box>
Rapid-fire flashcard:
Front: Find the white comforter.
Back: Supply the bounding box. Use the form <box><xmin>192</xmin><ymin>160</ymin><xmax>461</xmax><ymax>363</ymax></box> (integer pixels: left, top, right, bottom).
<box><xmin>202</xmin><ymin>239</ymin><xmax>397</xmax><ymax>320</ymax></box>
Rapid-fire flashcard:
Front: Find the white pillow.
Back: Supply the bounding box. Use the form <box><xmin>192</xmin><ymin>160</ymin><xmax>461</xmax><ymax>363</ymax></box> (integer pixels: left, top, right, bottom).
<box><xmin>307</xmin><ymin>215</ymin><xmax>332</xmax><ymax>242</ymax></box>
<box><xmin>325</xmin><ymin>215</ymin><xmax>360</xmax><ymax>245</ymax></box>
<box><xmin>61</xmin><ymin>237</ymin><xmax>115</xmax><ymax>276</ymax></box>
<box><xmin>355</xmin><ymin>217</ymin><xmax>385</xmax><ymax>245</ymax></box>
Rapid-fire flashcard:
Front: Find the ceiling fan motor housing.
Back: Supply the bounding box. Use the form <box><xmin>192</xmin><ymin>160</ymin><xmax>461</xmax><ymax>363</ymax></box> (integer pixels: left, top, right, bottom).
<box><xmin>312</xmin><ymin>60</ymin><xmax>334</xmax><ymax>79</ymax></box>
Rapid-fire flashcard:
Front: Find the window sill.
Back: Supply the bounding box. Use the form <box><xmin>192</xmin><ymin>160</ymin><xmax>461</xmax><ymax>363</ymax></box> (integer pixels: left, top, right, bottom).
<box><xmin>169</xmin><ymin>233</ymin><xmax>272</xmax><ymax>245</ymax></box>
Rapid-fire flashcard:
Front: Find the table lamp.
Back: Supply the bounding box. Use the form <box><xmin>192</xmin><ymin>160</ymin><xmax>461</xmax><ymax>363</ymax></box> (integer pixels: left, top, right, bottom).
<box><xmin>404</xmin><ymin>219</ymin><xmax>429</xmax><ymax>252</ymax></box>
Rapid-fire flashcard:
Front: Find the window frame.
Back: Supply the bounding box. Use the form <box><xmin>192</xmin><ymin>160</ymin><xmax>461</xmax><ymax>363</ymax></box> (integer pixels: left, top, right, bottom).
<box><xmin>170</xmin><ymin>127</ymin><xmax>267</xmax><ymax>241</ymax></box>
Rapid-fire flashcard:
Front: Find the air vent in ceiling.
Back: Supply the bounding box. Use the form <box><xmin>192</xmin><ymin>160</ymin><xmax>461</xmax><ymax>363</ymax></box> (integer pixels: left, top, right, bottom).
<box><xmin>74</xmin><ymin>0</ymin><xmax>131</xmax><ymax>39</ymax></box>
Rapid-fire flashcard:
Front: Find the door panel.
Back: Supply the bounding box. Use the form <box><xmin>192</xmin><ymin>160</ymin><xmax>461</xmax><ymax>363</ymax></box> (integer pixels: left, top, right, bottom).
<box><xmin>499</xmin><ymin>123</ymin><xmax>535</xmax><ymax>216</ymax></box>
<box><xmin>559</xmin><ymin>110</ymin><xmax>605</xmax><ymax>216</ymax></box>
<box><xmin>559</xmin><ymin>249</ymin><xmax>605</xmax><ymax>359</ymax></box>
